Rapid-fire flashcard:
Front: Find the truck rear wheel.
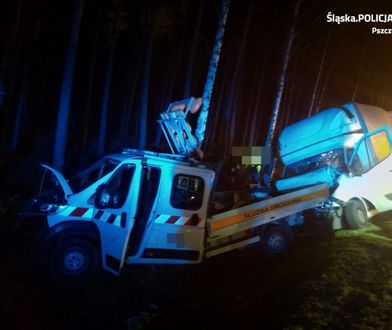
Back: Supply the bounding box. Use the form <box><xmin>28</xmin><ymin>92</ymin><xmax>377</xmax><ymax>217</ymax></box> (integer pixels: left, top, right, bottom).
<box><xmin>49</xmin><ymin>238</ymin><xmax>98</xmax><ymax>282</ymax></box>
<box><xmin>344</xmin><ymin>199</ymin><xmax>368</xmax><ymax>229</ymax></box>
<box><xmin>261</xmin><ymin>226</ymin><xmax>289</xmax><ymax>254</ymax></box>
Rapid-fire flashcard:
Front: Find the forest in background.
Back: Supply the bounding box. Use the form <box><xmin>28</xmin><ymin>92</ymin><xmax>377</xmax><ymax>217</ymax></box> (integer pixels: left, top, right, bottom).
<box><xmin>1</xmin><ymin>0</ymin><xmax>392</xmax><ymax>176</ymax></box>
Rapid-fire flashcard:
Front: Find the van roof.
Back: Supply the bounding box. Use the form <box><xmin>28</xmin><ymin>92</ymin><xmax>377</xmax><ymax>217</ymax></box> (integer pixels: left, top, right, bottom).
<box><xmin>279</xmin><ymin>103</ymin><xmax>361</xmax><ymax>162</ymax></box>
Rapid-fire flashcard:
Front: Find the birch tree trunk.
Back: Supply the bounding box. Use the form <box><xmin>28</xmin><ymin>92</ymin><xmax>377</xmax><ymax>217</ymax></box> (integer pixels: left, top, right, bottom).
<box><xmin>0</xmin><ymin>0</ymin><xmax>23</xmax><ymax>149</ymax></box>
<box><xmin>227</xmin><ymin>3</ymin><xmax>252</xmax><ymax>151</ymax></box>
<box><xmin>98</xmin><ymin>2</ymin><xmax>121</xmax><ymax>157</ymax></box>
<box><xmin>11</xmin><ymin>57</ymin><xmax>28</xmax><ymax>150</ymax></box>
<box><xmin>138</xmin><ymin>32</ymin><xmax>153</xmax><ymax>149</ymax></box>
<box><xmin>265</xmin><ymin>0</ymin><xmax>300</xmax><ymax>147</ymax></box>
<box><xmin>195</xmin><ymin>0</ymin><xmax>230</xmax><ymax>148</ymax></box>
<box><xmin>205</xmin><ymin>61</ymin><xmax>230</xmax><ymax>151</ymax></box>
<box><xmin>247</xmin><ymin>4</ymin><xmax>278</xmax><ymax>146</ymax></box>
<box><xmin>315</xmin><ymin>52</ymin><xmax>338</xmax><ymax>113</ymax></box>
<box><xmin>283</xmin><ymin>74</ymin><xmax>296</xmax><ymax>128</ymax></box>
<box><xmin>53</xmin><ymin>0</ymin><xmax>84</xmax><ymax>170</ymax></box>
<box><xmin>154</xmin><ymin>29</ymin><xmax>186</xmax><ymax>147</ymax></box>
<box><xmin>351</xmin><ymin>37</ymin><xmax>368</xmax><ymax>102</ymax></box>
<box><xmin>119</xmin><ymin>49</ymin><xmax>141</xmax><ymax>144</ymax></box>
<box><xmin>308</xmin><ymin>30</ymin><xmax>330</xmax><ymax>117</ymax></box>
<box><xmin>0</xmin><ymin>50</ymin><xmax>6</xmax><ymax>109</ymax></box>
<box><xmin>183</xmin><ymin>0</ymin><xmax>205</xmax><ymax>99</ymax></box>
<box><xmin>82</xmin><ymin>5</ymin><xmax>101</xmax><ymax>152</ymax></box>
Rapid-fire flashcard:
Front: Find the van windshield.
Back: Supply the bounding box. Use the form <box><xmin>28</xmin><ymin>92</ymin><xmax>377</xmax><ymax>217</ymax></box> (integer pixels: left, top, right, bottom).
<box><xmin>283</xmin><ymin>149</ymin><xmax>347</xmax><ymax>178</ymax></box>
<box><xmin>68</xmin><ymin>158</ymin><xmax>120</xmax><ymax>193</ymax></box>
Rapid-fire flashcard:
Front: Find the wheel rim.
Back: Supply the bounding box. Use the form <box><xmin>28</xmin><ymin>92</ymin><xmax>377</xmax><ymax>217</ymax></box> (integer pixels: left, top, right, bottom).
<box><xmin>63</xmin><ymin>250</ymin><xmax>86</xmax><ymax>273</ymax></box>
<box><xmin>268</xmin><ymin>232</ymin><xmax>285</xmax><ymax>253</ymax></box>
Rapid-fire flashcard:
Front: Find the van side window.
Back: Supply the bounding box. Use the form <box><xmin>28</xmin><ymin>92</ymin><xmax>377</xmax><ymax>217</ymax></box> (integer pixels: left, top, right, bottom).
<box><xmin>369</xmin><ymin>130</ymin><xmax>391</xmax><ymax>164</ymax></box>
<box><xmin>351</xmin><ymin>130</ymin><xmax>391</xmax><ymax>175</ymax></box>
<box><xmin>170</xmin><ymin>174</ymin><xmax>204</xmax><ymax>210</ymax></box>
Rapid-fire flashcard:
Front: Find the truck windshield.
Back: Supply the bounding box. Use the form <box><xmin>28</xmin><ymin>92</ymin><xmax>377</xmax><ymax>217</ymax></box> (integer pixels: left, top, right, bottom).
<box><xmin>283</xmin><ymin>149</ymin><xmax>346</xmax><ymax>178</ymax></box>
<box><xmin>68</xmin><ymin>158</ymin><xmax>120</xmax><ymax>193</ymax></box>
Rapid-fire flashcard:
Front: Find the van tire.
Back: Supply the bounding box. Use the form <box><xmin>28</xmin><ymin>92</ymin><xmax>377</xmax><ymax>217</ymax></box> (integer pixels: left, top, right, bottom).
<box><xmin>261</xmin><ymin>226</ymin><xmax>289</xmax><ymax>255</ymax></box>
<box><xmin>344</xmin><ymin>199</ymin><xmax>368</xmax><ymax>229</ymax></box>
<box><xmin>49</xmin><ymin>238</ymin><xmax>98</xmax><ymax>282</ymax></box>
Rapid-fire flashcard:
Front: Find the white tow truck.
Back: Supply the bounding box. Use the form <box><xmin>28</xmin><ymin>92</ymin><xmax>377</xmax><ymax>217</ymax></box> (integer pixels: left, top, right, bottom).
<box><xmin>25</xmin><ymin>99</ymin><xmax>330</xmax><ymax>280</ymax></box>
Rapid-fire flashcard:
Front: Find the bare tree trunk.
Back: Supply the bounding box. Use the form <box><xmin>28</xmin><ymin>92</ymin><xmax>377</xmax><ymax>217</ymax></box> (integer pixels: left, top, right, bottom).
<box><xmin>195</xmin><ymin>0</ymin><xmax>230</xmax><ymax>148</ymax></box>
<box><xmin>0</xmin><ymin>50</ymin><xmax>6</xmax><ymax>109</ymax></box>
<box><xmin>11</xmin><ymin>57</ymin><xmax>28</xmax><ymax>150</ymax></box>
<box><xmin>351</xmin><ymin>37</ymin><xmax>368</xmax><ymax>102</ymax></box>
<box><xmin>138</xmin><ymin>32</ymin><xmax>153</xmax><ymax>149</ymax></box>
<box><xmin>283</xmin><ymin>74</ymin><xmax>296</xmax><ymax>128</ymax></box>
<box><xmin>0</xmin><ymin>0</ymin><xmax>23</xmax><ymax>149</ymax></box>
<box><xmin>53</xmin><ymin>0</ymin><xmax>84</xmax><ymax>170</ymax></box>
<box><xmin>218</xmin><ymin>55</ymin><xmax>236</xmax><ymax>158</ymax></box>
<box><xmin>247</xmin><ymin>4</ymin><xmax>278</xmax><ymax>146</ymax></box>
<box><xmin>82</xmin><ymin>4</ymin><xmax>101</xmax><ymax>152</ymax></box>
<box><xmin>98</xmin><ymin>1</ymin><xmax>121</xmax><ymax>157</ymax></box>
<box><xmin>118</xmin><ymin>50</ymin><xmax>141</xmax><ymax>144</ymax></box>
<box><xmin>265</xmin><ymin>0</ymin><xmax>301</xmax><ymax>147</ymax></box>
<box><xmin>205</xmin><ymin>61</ymin><xmax>230</xmax><ymax>151</ymax></box>
<box><xmin>183</xmin><ymin>0</ymin><xmax>205</xmax><ymax>99</ymax></box>
<box><xmin>243</xmin><ymin>100</ymin><xmax>254</xmax><ymax>145</ymax></box>
<box><xmin>315</xmin><ymin>52</ymin><xmax>338</xmax><ymax>113</ymax></box>
<box><xmin>308</xmin><ymin>30</ymin><xmax>330</xmax><ymax>117</ymax></box>
<box><xmin>229</xmin><ymin>3</ymin><xmax>253</xmax><ymax>149</ymax></box>
<box><xmin>154</xmin><ymin>30</ymin><xmax>186</xmax><ymax>147</ymax></box>
<box><xmin>120</xmin><ymin>53</ymin><xmax>142</xmax><ymax>144</ymax></box>
<box><xmin>204</xmin><ymin>51</ymin><xmax>234</xmax><ymax>157</ymax></box>
<box><xmin>293</xmin><ymin>79</ymin><xmax>302</xmax><ymax>120</ymax></box>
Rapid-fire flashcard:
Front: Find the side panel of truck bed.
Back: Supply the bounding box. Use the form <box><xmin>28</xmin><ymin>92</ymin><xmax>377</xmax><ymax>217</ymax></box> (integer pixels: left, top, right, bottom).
<box><xmin>207</xmin><ymin>183</ymin><xmax>329</xmax><ymax>240</ymax></box>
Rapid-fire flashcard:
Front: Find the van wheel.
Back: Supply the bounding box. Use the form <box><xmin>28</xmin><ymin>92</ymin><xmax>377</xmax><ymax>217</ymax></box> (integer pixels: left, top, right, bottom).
<box><xmin>261</xmin><ymin>226</ymin><xmax>289</xmax><ymax>254</ymax></box>
<box><xmin>344</xmin><ymin>199</ymin><xmax>368</xmax><ymax>229</ymax></box>
<box><xmin>50</xmin><ymin>238</ymin><xmax>98</xmax><ymax>282</ymax></box>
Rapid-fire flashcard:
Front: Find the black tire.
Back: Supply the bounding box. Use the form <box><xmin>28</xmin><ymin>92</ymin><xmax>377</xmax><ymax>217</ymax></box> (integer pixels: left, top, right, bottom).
<box><xmin>49</xmin><ymin>238</ymin><xmax>98</xmax><ymax>282</ymax></box>
<box><xmin>261</xmin><ymin>226</ymin><xmax>289</xmax><ymax>255</ymax></box>
<box><xmin>344</xmin><ymin>199</ymin><xmax>368</xmax><ymax>229</ymax></box>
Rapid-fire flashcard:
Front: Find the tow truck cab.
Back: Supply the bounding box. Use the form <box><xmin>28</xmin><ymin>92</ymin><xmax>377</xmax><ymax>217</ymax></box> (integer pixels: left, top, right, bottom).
<box><xmin>38</xmin><ymin>151</ymin><xmax>215</xmax><ymax>277</ymax></box>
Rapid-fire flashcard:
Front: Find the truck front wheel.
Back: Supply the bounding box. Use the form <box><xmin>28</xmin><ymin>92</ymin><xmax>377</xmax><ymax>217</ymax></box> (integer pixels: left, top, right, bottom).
<box><xmin>344</xmin><ymin>199</ymin><xmax>368</xmax><ymax>229</ymax></box>
<box><xmin>49</xmin><ymin>238</ymin><xmax>98</xmax><ymax>282</ymax></box>
<box><xmin>261</xmin><ymin>226</ymin><xmax>289</xmax><ymax>254</ymax></box>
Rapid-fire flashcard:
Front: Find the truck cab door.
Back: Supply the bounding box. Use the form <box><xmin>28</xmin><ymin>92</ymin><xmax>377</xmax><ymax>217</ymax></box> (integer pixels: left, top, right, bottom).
<box><xmin>345</xmin><ymin>127</ymin><xmax>392</xmax><ymax>211</ymax></box>
<box><xmin>348</xmin><ymin>127</ymin><xmax>392</xmax><ymax>176</ymax></box>
<box><xmin>93</xmin><ymin>160</ymin><xmax>142</xmax><ymax>275</ymax></box>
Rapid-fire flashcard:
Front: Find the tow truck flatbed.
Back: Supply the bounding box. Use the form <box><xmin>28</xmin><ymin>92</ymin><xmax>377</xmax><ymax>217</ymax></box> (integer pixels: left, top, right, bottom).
<box><xmin>206</xmin><ymin>183</ymin><xmax>329</xmax><ymax>258</ymax></box>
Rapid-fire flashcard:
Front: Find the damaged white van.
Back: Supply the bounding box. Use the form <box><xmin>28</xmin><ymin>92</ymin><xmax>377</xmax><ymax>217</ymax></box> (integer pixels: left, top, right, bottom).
<box><xmin>274</xmin><ymin>103</ymin><xmax>392</xmax><ymax>229</ymax></box>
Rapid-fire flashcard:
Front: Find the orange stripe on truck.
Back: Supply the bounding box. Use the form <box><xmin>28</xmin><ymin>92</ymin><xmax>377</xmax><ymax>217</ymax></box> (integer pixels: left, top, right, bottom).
<box><xmin>209</xmin><ymin>187</ymin><xmax>329</xmax><ymax>231</ymax></box>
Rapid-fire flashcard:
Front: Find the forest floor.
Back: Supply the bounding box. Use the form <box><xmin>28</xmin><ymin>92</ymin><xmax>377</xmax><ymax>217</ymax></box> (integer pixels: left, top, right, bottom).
<box><xmin>2</xmin><ymin>203</ymin><xmax>392</xmax><ymax>330</ymax></box>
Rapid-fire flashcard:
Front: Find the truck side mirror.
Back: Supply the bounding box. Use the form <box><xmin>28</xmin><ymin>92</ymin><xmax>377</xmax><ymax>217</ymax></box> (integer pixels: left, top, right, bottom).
<box><xmin>95</xmin><ymin>184</ymin><xmax>110</xmax><ymax>209</ymax></box>
<box><xmin>348</xmin><ymin>153</ymin><xmax>364</xmax><ymax>177</ymax></box>
<box><xmin>351</xmin><ymin>169</ymin><xmax>362</xmax><ymax>177</ymax></box>
<box><xmin>348</xmin><ymin>164</ymin><xmax>362</xmax><ymax>177</ymax></box>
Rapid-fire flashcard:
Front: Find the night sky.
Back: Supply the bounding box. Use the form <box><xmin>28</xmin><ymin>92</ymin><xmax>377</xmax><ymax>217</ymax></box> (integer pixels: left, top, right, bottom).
<box><xmin>1</xmin><ymin>0</ymin><xmax>392</xmax><ymax>174</ymax></box>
